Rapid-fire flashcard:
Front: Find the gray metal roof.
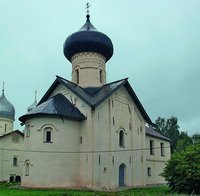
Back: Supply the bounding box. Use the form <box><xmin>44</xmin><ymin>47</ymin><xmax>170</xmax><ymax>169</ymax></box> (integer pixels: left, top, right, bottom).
<box><xmin>145</xmin><ymin>126</ymin><xmax>171</xmax><ymax>142</ymax></box>
<box><xmin>27</xmin><ymin>99</ymin><xmax>37</xmax><ymax>112</ymax></box>
<box><xmin>37</xmin><ymin>76</ymin><xmax>154</xmax><ymax>125</ymax></box>
<box><xmin>63</xmin><ymin>14</ymin><xmax>113</xmax><ymax>62</ymax></box>
<box><xmin>0</xmin><ymin>90</ymin><xmax>15</xmax><ymax>119</ymax></box>
<box><xmin>19</xmin><ymin>93</ymin><xmax>86</xmax><ymax>123</ymax></box>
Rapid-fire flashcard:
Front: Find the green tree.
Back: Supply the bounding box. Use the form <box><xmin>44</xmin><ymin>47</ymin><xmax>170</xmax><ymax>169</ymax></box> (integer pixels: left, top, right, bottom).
<box><xmin>175</xmin><ymin>131</ymin><xmax>192</xmax><ymax>152</ymax></box>
<box><xmin>155</xmin><ymin>116</ymin><xmax>180</xmax><ymax>152</ymax></box>
<box><xmin>192</xmin><ymin>133</ymin><xmax>200</xmax><ymax>144</ymax></box>
<box><xmin>161</xmin><ymin>143</ymin><xmax>200</xmax><ymax>194</ymax></box>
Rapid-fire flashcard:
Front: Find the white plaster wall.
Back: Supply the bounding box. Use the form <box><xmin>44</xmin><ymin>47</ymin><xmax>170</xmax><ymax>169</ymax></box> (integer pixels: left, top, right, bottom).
<box><xmin>145</xmin><ymin>135</ymin><xmax>171</xmax><ymax>185</ymax></box>
<box><xmin>21</xmin><ymin>117</ymin><xmax>83</xmax><ymax>188</ymax></box>
<box><xmin>0</xmin><ymin>132</ymin><xmax>24</xmax><ymax>181</ymax></box>
<box><xmin>0</xmin><ymin>117</ymin><xmax>14</xmax><ymax>135</ymax></box>
<box><xmin>90</xmin><ymin>86</ymin><xmax>146</xmax><ymax>190</ymax></box>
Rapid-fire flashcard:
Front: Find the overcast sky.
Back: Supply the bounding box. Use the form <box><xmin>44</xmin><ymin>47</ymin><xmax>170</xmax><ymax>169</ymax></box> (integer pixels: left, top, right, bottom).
<box><xmin>0</xmin><ymin>0</ymin><xmax>199</xmax><ymax>135</ymax></box>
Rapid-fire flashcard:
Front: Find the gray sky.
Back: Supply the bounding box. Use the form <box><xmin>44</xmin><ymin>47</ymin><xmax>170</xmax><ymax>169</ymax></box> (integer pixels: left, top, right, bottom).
<box><xmin>0</xmin><ymin>0</ymin><xmax>199</xmax><ymax>135</ymax></box>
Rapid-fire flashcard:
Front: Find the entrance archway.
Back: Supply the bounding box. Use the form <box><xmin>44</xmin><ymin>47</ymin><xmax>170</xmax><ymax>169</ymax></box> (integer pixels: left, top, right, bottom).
<box><xmin>15</xmin><ymin>175</ymin><xmax>21</xmax><ymax>182</ymax></box>
<box><xmin>119</xmin><ymin>164</ymin><xmax>126</xmax><ymax>186</ymax></box>
<box><xmin>9</xmin><ymin>176</ymin><xmax>14</xmax><ymax>182</ymax></box>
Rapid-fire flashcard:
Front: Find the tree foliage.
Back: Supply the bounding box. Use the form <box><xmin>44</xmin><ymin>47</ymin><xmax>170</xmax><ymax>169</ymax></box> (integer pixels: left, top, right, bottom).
<box><xmin>155</xmin><ymin>116</ymin><xmax>200</xmax><ymax>152</ymax></box>
<box><xmin>155</xmin><ymin>116</ymin><xmax>180</xmax><ymax>152</ymax></box>
<box><xmin>161</xmin><ymin>143</ymin><xmax>200</xmax><ymax>194</ymax></box>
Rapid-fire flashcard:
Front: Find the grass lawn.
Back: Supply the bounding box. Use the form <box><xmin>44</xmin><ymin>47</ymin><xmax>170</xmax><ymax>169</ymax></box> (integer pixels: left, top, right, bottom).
<box><xmin>0</xmin><ymin>183</ymin><xmax>193</xmax><ymax>196</ymax></box>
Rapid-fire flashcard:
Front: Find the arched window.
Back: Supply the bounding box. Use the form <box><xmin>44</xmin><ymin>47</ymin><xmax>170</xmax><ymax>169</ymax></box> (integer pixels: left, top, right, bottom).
<box><xmin>44</xmin><ymin>127</ymin><xmax>53</xmax><ymax>143</ymax></box>
<box><xmin>13</xmin><ymin>157</ymin><xmax>18</xmax><ymax>166</ymax></box>
<box><xmin>15</xmin><ymin>175</ymin><xmax>21</xmax><ymax>182</ymax></box>
<box><xmin>25</xmin><ymin>162</ymin><xmax>30</xmax><ymax>176</ymax></box>
<box><xmin>10</xmin><ymin>176</ymin><xmax>14</xmax><ymax>182</ymax></box>
<box><xmin>99</xmin><ymin>70</ymin><xmax>103</xmax><ymax>83</ymax></box>
<box><xmin>75</xmin><ymin>69</ymin><xmax>79</xmax><ymax>84</ymax></box>
<box><xmin>119</xmin><ymin>130</ymin><xmax>125</xmax><ymax>147</ymax></box>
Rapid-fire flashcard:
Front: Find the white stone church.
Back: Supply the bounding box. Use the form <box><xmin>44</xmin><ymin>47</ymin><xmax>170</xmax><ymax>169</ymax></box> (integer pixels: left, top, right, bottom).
<box><xmin>0</xmin><ymin>13</ymin><xmax>171</xmax><ymax>190</ymax></box>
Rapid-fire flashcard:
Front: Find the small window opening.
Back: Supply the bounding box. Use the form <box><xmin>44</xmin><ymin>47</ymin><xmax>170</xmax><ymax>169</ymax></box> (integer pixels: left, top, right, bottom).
<box><xmin>99</xmin><ymin>155</ymin><xmax>101</xmax><ymax>165</ymax></box>
<box><xmin>46</xmin><ymin>131</ymin><xmax>51</xmax><ymax>142</ymax></box>
<box><xmin>80</xmin><ymin>136</ymin><xmax>82</xmax><ymax>144</ymax></box>
<box><xmin>119</xmin><ymin>130</ymin><xmax>125</xmax><ymax>147</ymax></box>
<box><xmin>44</xmin><ymin>127</ymin><xmax>53</xmax><ymax>143</ymax></box>
<box><xmin>5</xmin><ymin>124</ymin><xmax>7</xmax><ymax>133</ymax></box>
<box><xmin>99</xmin><ymin>70</ymin><xmax>103</xmax><ymax>83</ymax></box>
<box><xmin>112</xmin><ymin>156</ymin><xmax>114</xmax><ymax>165</ymax></box>
<box><xmin>75</xmin><ymin>69</ymin><xmax>79</xmax><ymax>84</ymax></box>
<box><xmin>112</xmin><ymin>117</ymin><xmax>115</xmax><ymax>125</ymax></box>
<box><xmin>25</xmin><ymin>163</ymin><xmax>30</xmax><ymax>176</ymax></box>
<box><xmin>150</xmin><ymin>140</ymin><xmax>154</xmax><ymax>155</ymax></box>
<box><xmin>161</xmin><ymin>142</ymin><xmax>165</xmax><ymax>156</ymax></box>
<box><xmin>13</xmin><ymin>157</ymin><xmax>17</xmax><ymax>166</ymax></box>
<box><xmin>147</xmin><ymin>167</ymin><xmax>151</xmax><ymax>176</ymax></box>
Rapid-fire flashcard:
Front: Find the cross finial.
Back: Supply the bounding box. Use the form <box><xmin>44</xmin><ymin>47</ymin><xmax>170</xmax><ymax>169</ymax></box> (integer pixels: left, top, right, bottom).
<box><xmin>35</xmin><ymin>90</ymin><xmax>37</xmax><ymax>101</ymax></box>
<box><xmin>85</xmin><ymin>2</ymin><xmax>91</xmax><ymax>15</ymax></box>
<box><xmin>2</xmin><ymin>82</ymin><xmax>5</xmax><ymax>92</ymax></box>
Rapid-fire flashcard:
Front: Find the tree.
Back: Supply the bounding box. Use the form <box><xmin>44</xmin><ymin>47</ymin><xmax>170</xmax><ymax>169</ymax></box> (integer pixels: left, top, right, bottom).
<box><xmin>175</xmin><ymin>131</ymin><xmax>192</xmax><ymax>152</ymax></box>
<box><xmin>161</xmin><ymin>143</ymin><xmax>200</xmax><ymax>194</ymax></box>
<box><xmin>155</xmin><ymin>116</ymin><xmax>180</xmax><ymax>152</ymax></box>
<box><xmin>192</xmin><ymin>133</ymin><xmax>200</xmax><ymax>144</ymax></box>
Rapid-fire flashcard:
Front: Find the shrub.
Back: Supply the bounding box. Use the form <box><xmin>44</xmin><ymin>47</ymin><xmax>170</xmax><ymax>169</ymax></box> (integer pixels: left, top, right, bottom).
<box><xmin>161</xmin><ymin>143</ymin><xmax>200</xmax><ymax>194</ymax></box>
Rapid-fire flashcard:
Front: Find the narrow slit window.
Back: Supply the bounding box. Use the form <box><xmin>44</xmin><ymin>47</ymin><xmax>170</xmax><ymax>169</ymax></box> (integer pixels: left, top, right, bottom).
<box><xmin>150</xmin><ymin>140</ymin><xmax>154</xmax><ymax>155</ymax></box>
<box><xmin>25</xmin><ymin>163</ymin><xmax>30</xmax><ymax>176</ymax></box>
<box><xmin>147</xmin><ymin>167</ymin><xmax>151</xmax><ymax>176</ymax></box>
<box><xmin>161</xmin><ymin>142</ymin><xmax>165</xmax><ymax>156</ymax></box>
<box><xmin>99</xmin><ymin>70</ymin><xmax>103</xmax><ymax>83</ymax></box>
<box><xmin>13</xmin><ymin>157</ymin><xmax>17</xmax><ymax>166</ymax></box>
<box><xmin>119</xmin><ymin>130</ymin><xmax>125</xmax><ymax>147</ymax></box>
<box><xmin>75</xmin><ymin>69</ymin><xmax>79</xmax><ymax>84</ymax></box>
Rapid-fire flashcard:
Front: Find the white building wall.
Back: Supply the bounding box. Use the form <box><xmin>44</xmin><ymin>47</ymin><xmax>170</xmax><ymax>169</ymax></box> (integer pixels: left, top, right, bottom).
<box><xmin>0</xmin><ymin>132</ymin><xmax>24</xmax><ymax>182</ymax></box>
<box><xmin>21</xmin><ymin>117</ymin><xmax>81</xmax><ymax>188</ymax></box>
<box><xmin>145</xmin><ymin>135</ymin><xmax>171</xmax><ymax>185</ymax></box>
<box><xmin>0</xmin><ymin>117</ymin><xmax>14</xmax><ymax>135</ymax></box>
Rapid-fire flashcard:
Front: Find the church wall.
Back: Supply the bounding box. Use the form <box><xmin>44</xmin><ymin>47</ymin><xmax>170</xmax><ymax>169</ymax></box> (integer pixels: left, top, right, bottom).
<box><xmin>49</xmin><ymin>83</ymin><xmax>95</xmax><ymax>188</ymax></box>
<box><xmin>0</xmin><ymin>117</ymin><xmax>14</xmax><ymax>135</ymax></box>
<box><xmin>90</xmin><ymin>86</ymin><xmax>146</xmax><ymax>190</ymax></box>
<box><xmin>145</xmin><ymin>135</ymin><xmax>171</xmax><ymax>185</ymax></box>
<box><xmin>21</xmin><ymin>117</ymin><xmax>82</xmax><ymax>188</ymax></box>
<box><xmin>0</xmin><ymin>132</ymin><xmax>24</xmax><ymax>182</ymax></box>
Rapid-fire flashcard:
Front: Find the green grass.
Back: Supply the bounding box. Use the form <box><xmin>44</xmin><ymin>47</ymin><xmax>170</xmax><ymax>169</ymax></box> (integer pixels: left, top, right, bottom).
<box><xmin>0</xmin><ymin>183</ymin><xmax>195</xmax><ymax>196</ymax></box>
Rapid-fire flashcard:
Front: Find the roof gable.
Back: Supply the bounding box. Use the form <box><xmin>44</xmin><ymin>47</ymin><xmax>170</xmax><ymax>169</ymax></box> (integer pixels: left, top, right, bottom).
<box><xmin>36</xmin><ymin>76</ymin><xmax>153</xmax><ymax>125</ymax></box>
<box><xmin>0</xmin><ymin>130</ymin><xmax>24</xmax><ymax>139</ymax></box>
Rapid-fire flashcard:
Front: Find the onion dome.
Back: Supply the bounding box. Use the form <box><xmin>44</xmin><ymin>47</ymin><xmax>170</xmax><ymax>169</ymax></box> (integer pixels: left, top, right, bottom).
<box><xmin>63</xmin><ymin>14</ymin><xmax>113</xmax><ymax>62</ymax></box>
<box><xmin>0</xmin><ymin>88</ymin><xmax>15</xmax><ymax>120</ymax></box>
<box><xmin>27</xmin><ymin>90</ymin><xmax>38</xmax><ymax>112</ymax></box>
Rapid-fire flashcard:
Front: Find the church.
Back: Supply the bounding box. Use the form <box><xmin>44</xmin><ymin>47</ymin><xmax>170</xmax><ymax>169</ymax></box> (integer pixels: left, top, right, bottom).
<box><xmin>0</xmin><ymin>12</ymin><xmax>170</xmax><ymax>190</ymax></box>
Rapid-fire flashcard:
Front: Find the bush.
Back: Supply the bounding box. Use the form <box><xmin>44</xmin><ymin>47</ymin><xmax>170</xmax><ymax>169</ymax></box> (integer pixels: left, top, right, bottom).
<box><xmin>161</xmin><ymin>143</ymin><xmax>200</xmax><ymax>194</ymax></box>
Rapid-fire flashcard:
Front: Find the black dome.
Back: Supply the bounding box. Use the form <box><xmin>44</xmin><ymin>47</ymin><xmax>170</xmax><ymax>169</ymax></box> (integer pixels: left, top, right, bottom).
<box><xmin>63</xmin><ymin>15</ymin><xmax>113</xmax><ymax>62</ymax></box>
